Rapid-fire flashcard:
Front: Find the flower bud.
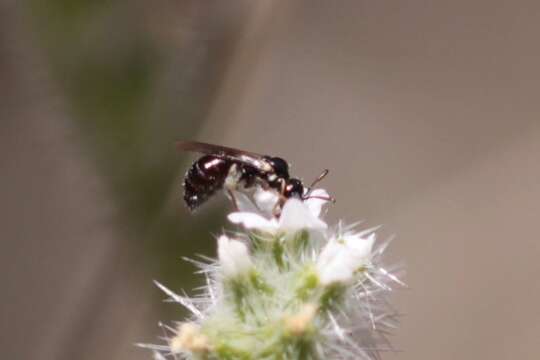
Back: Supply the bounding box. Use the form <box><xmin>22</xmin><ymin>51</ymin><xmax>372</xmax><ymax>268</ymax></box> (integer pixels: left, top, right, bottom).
<box><xmin>284</xmin><ymin>303</ymin><xmax>318</xmax><ymax>336</ymax></box>
<box><xmin>170</xmin><ymin>323</ymin><xmax>210</xmax><ymax>354</ymax></box>
<box><xmin>253</xmin><ymin>187</ymin><xmax>280</xmax><ymax>215</ymax></box>
<box><xmin>217</xmin><ymin>235</ymin><xmax>253</xmax><ymax>278</ymax></box>
<box><xmin>316</xmin><ymin>233</ymin><xmax>375</xmax><ymax>285</ymax></box>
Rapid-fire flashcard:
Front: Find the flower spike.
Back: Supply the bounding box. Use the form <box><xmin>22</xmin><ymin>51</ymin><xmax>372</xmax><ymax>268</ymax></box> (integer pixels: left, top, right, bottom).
<box><xmin>142</xmin><ymin>186</ymin><xmax>403</xmax><ymax>360</ymax></box>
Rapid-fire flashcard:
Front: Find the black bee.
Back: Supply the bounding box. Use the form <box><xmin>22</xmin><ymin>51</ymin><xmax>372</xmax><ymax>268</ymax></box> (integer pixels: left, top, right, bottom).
<box><xmin>177</xmin><ymin>141</ymin><xmax>331</xmax><ymax>212</ymax></box>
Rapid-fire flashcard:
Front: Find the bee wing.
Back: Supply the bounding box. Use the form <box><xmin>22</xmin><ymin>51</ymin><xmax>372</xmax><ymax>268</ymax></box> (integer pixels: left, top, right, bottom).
<box><xmin>176</xmin><ymin>141</ymin><xmax>273</xmax><ymax>172</ymax></box>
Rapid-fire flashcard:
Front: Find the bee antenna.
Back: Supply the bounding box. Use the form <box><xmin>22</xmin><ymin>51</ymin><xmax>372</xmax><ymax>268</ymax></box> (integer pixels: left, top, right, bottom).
<box><xmin>304</xmin><ymin>169</ymin><xmax>330</xmax><ymax>199</ymax></box>
<box><xmin>309</xmin><ymin>169</ymin><xmax>329</xmax><ymax>189</ymax></box>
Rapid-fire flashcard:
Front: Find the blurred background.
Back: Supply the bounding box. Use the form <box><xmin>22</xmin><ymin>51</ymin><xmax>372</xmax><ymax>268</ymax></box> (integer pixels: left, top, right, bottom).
<box><xmin>2</xmin><ymin>1</ymin><xmax>540</xmax><ymax>359</ymax></box>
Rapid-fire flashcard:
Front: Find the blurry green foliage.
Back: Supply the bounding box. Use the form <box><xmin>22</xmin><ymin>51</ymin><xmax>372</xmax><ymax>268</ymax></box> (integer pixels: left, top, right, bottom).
<box><xmin>28</xmin><ymin>0</ymin><xmax>234</xmax><ymax>315</ymax></box>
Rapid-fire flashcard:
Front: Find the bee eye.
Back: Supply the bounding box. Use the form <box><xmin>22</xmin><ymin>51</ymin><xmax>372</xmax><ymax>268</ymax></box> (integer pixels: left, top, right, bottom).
<box><xmin>268</xmin><ymin>157</ymin><xmax>289</xmax><ymax>178</ymax></box>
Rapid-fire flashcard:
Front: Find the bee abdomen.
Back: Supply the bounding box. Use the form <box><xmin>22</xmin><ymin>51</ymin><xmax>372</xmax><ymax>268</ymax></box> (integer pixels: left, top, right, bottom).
<box><xmin>183</xmin><ymin>155</ymin><xmax>231</xmax><ymax>210</ymax></box>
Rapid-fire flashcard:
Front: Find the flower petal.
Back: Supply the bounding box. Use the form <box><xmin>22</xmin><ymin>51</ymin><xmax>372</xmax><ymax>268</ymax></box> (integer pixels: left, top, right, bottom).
<box><xmin>228</xmin><ymin>212</ymin><xmax>278</xmax><ymax>231</ymax></box>
<box><xmin>231</xmin><ymin>190</ymin><xmax>259</xmax><ymax>213</ymax></box>
<box><xmin>253</xmin><ymin>187</ymin><xmax>280</xmax><ymax>216</ymax></box>
<box><xmin>217</xmin><ymin>235</ymin><xmax>252</xmax><ymax>277</ymax></box>
<box><xmin>279</xmin><ymin>198</ymin><xmax>327</xmax><ymax>232</ymax></box>
<box><xmin>316</xmin><ymin>238</ymin><xmax>341</xmax><ymax>268</ymax></box>
<box><xmin>347</xmin><ymin>233</ymin><xmax>375</xmax><ymax>260</ymax></box>
<box><xmin>304</xmin><ymin>188</ymin><xmax>330</xmax><ymax>218</ymax></box>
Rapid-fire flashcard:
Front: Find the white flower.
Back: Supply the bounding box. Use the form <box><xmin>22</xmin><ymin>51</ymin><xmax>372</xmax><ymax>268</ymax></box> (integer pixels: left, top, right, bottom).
<box><xmin>227</xmin><ymin>188</ymin><xmax>330</xmax><ymax>234</ymax></box>
<box><xmin>217</xmin><ymin>235</ymin><xmax>253</xmax><ymax>277</ymax></box>
<box><xmin>231</xmin><ymin>187</ymin><xmax>280</xmax><ymax>217</ymax></box>
<box><xmin>303</xmin><ymin>188</ymin><xmax>331</xmax><ymax>219</ymax></box>
<box><xmin>253</xmin><ymin>186</ymin><xmax>280</xmax><ymax>215</ymax></box>
<box><xmin>316</xmin><ymin>232</ymin><xmax>375</xmax><ymax>285</ymax></box>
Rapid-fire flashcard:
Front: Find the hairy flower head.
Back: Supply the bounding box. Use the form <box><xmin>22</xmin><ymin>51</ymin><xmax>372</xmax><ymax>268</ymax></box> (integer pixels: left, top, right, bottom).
<box><xmin>140</xmin><ymin>186</ymin><xmax>404</xmax><ymax>360</ymax></box>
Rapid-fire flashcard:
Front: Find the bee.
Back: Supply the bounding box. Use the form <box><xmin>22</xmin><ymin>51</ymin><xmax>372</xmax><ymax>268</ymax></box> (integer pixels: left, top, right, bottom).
<box><xmin>177</xmin><ymin>141</ymin><xmax>332</xmax><ymax>213</ymax></box>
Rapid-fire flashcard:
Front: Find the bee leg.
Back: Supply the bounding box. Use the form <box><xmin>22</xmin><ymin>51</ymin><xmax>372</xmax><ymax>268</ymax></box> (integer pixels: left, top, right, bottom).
<box><xmin>272</xmin><ymin>199</ymin><xmax>285</xmax><ymax>218</ymax></box>
<box><xmin>226</xmin><ymin>189</ymin><xmax>239</xmax><ymax>211</ymax></box>
<box><xmin>271</xmin><ymin>179</ymin><xmax>288</xmax><ymax>217</ymax></box>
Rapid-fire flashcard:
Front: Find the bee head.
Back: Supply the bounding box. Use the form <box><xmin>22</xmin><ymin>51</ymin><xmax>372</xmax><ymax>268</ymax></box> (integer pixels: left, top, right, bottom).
<box><xmin>284</xmin><ymin>178</ymin><xmax>304</xmax><ymax>199</ymax></box>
